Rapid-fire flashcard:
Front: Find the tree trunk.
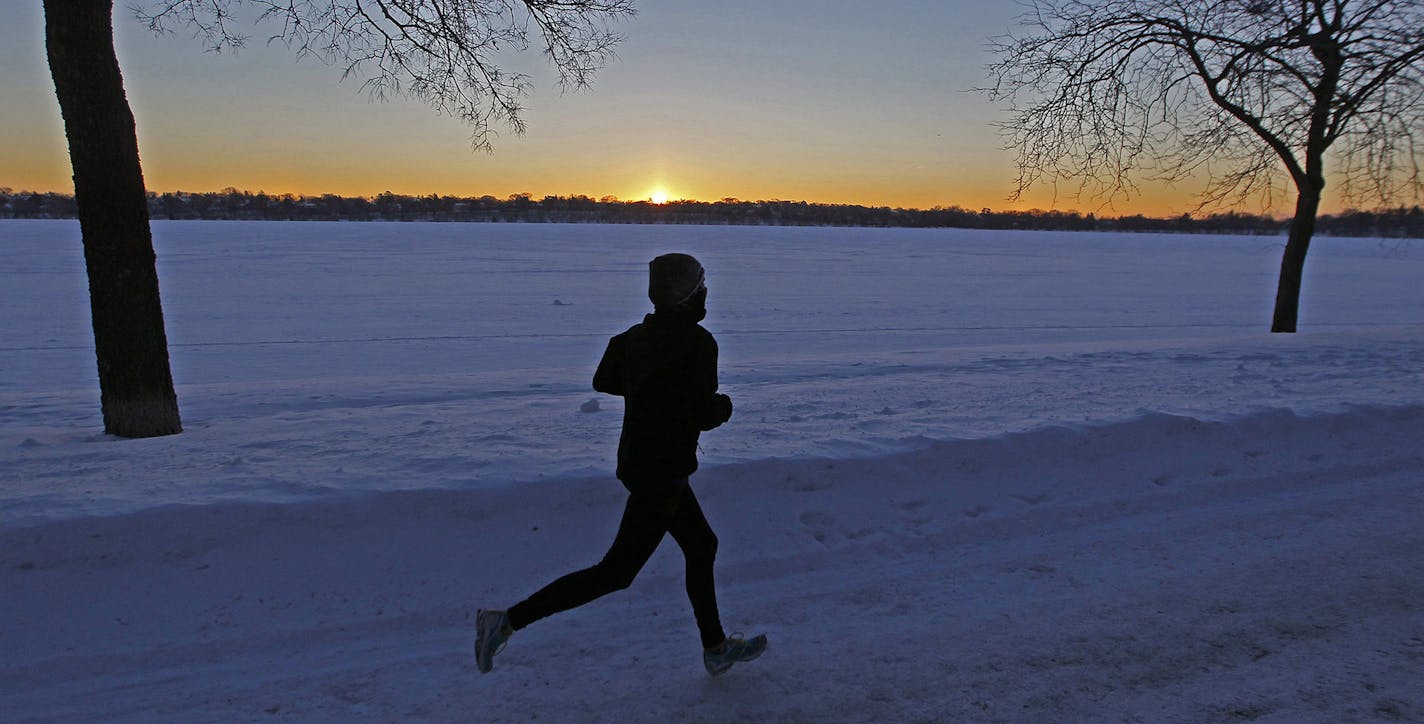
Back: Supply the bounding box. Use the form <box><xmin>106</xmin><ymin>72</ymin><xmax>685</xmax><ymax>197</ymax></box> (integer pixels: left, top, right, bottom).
<box><xmin>1270</xmin><ymin>183</ymin><xmax>1322</xmax><ymax>333</ymax></box>
<box><xmin>44</xmin><ymin>0</ymin><xmax>182</xmax><ymax>437</ymax></box>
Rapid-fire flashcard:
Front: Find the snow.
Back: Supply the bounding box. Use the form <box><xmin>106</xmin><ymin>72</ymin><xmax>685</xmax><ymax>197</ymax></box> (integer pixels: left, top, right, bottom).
<box><xmin>2</xmin><ymin>219</ymin><xmax>1422</xmax><ymax>721</ymax></box>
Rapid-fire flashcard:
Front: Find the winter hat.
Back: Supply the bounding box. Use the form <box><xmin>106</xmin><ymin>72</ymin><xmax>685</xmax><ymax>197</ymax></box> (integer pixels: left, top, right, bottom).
<box><xmin>648</xmin><ymin>253</ymin><xmax>706</xmax><ymax>308</ymax></box>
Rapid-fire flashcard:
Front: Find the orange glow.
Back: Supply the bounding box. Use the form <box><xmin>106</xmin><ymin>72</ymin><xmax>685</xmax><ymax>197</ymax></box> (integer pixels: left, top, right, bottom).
<box><xmin>4</xmin><ymin>153</ymin><xmax>1330</xmax><ymax>218</ymax></box>
<box><xmin>3</xmin><ymin>116</ymin><xmax>1328</xmax><ymax>218</ymax></box>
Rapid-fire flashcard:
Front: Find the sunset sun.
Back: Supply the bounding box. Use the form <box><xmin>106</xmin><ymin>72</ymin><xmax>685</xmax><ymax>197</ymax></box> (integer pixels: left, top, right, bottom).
<box><xmin>649</xmin><ymin>189</ymin><xmax>670</xmax><ymax>205</ymax></box>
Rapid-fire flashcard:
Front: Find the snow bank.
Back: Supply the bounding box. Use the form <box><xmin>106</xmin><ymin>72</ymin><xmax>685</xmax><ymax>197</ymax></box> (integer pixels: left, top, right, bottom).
<box><xmin>5</xmin><ymin>404</ymin><xmax>1419</xmax><ymax>570</ymax></box>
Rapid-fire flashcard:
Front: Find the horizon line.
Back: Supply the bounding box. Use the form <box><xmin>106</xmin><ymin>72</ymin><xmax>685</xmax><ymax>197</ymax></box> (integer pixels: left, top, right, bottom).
<box><xmin>5</xmin><ymin>185</ymin><xmax>1361</xmax><ymax>221</ymax></box>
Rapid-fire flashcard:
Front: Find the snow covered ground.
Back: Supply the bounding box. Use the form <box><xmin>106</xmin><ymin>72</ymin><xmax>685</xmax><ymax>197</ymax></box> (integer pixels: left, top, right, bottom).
<box><xmin>2</xmin><ymin>220</ymin><xmax>1422</xmax><ymax>721</ymax></box>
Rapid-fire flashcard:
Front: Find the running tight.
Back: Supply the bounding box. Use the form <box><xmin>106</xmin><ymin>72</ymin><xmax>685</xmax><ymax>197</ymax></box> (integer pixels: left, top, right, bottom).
<box><xmin>507</xmin><ymin>479</ymin><xmax>726</xmax><ymax>649</ymax></box>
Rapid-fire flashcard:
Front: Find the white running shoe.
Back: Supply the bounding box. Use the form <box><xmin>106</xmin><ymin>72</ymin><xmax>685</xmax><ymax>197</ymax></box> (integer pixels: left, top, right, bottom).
<box><xmin>475</xmin><ymin>609</ymin><xmax>513</xmax><ymax>674</ymax></box>
<box><xmin>703</xmin><ymin>633</ymin><xmax>767</xmax><ymax>676</ymax></box>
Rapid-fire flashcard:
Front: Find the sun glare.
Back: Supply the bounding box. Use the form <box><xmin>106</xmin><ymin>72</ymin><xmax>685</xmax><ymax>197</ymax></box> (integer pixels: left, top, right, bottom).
<box><xmin>650</xmin><ymin>189</ymin><xmax>670</xmax><ymax>205</ymax></box>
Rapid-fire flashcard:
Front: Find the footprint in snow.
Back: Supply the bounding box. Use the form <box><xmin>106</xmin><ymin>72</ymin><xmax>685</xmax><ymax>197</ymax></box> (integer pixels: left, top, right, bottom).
<box><xmin>799</xmin><ymin>510</ymin><xmax>838</xmax><ymax>543</ymax></box>
<box><xmin>1010</xmin><ymin>492</ymin><xmax>1052</xmax><ymax>506</ymax></box>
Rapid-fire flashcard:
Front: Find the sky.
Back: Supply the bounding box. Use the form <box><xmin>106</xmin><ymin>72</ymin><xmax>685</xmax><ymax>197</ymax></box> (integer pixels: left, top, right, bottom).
<box><xmin>0</xmin><ymin>1</ymin><xmax>1327</xmax><ymax>216</ymax></box>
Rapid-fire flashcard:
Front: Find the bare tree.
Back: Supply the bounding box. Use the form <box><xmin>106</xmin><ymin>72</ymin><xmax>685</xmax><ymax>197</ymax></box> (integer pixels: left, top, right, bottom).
<box><xmin>43</xmin><ymin>0</ymin><xmax>634</xmax><ymax>437</ymax></box>
<box><xmin>984</xmin><ymin>0</ymin><xmax>1424</xmax><ymax>332</ymax></box>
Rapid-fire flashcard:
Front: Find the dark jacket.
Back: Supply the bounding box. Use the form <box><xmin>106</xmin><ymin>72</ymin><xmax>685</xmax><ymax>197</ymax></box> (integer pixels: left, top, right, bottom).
<box><xmin>593</xmin><ymin>305</ymin><xmax>733</xmax><ymax>487</ymax></box>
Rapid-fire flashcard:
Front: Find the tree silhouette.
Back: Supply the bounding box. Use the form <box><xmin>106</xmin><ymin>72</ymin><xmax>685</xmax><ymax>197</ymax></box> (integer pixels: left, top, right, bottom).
<box><xmin>42</xmin><ymin>0</ymin><xmax>634</xmax><ymax>437</ymax></box>
<box><xmin>985</xmin><ymin>0</ymin><xmax>1424</xmax><ymax>331</ymax></box>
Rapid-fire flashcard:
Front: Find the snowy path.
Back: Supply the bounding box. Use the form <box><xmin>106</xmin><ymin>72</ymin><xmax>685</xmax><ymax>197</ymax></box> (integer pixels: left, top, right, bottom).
<box><xmin>4</xmin><ymin>407</ymin><xmax>1421</xmax><ymax>722</ymax></box>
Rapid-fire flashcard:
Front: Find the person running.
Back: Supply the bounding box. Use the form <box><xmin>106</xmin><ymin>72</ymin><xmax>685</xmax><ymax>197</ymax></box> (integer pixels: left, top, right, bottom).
<box><xmin>475</xmin><ymin>253</ymin><xmax>766</xmax><ymax>677</ymax></box>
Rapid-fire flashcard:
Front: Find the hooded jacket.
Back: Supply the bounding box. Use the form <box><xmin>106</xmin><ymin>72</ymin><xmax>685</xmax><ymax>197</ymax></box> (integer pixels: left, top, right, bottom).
<box><xmin>593</xmin><ymin>296</ymin><xmax>733</xmax><ymax>487</ymax></box>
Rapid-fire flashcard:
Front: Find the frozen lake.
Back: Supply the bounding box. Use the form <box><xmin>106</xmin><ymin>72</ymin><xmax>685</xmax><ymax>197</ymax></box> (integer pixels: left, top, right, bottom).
<box><xmin>9</xmin><ymin>220</ymin><xmax>1422</xmax><ymax>383</ymax></box>
<box><xmin>2</xmin><ymin>220</ymin><xmax>1422</xmax><ymax>522</ymax></box>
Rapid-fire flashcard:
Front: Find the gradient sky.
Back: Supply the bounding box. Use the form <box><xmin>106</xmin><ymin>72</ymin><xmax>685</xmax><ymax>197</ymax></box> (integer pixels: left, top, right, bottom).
<box><xmin>0</xmin><ymin>1</ymin><xmax>1327</xmax><ymax>215</ymax></box>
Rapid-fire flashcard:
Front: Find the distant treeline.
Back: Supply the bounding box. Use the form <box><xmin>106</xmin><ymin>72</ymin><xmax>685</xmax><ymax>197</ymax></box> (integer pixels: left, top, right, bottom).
<box><xmin>5</xmin><ymin>187</ymin><xmax>1423</xmax><ymax>238</ymax></box>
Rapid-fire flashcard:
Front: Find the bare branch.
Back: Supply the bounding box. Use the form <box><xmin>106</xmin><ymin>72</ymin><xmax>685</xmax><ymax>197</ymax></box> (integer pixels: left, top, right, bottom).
<box><xmin>134</xmin><ymin>0</ymin><xmax>636</xmax><ymax>151</ymax></box>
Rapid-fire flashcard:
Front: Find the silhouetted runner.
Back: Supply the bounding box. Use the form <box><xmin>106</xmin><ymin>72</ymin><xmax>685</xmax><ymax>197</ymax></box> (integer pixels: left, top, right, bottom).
<box><xmin>475</xmin><ymin>253</ymin><xmax>767</xmax><ymax>677</ymax></box>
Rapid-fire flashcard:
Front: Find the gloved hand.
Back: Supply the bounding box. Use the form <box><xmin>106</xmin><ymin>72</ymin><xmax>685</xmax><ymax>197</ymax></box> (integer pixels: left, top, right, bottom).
<box><xmin>714</xmin><ymin>393</ymin><xmax>733</xmax><ymax>423</ymax></box>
